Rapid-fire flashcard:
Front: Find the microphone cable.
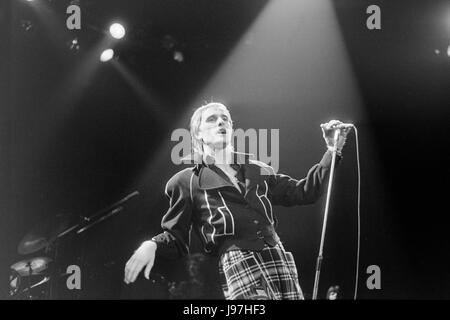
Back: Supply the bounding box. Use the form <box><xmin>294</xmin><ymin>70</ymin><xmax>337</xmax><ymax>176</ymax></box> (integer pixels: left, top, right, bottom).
<box><xmin>351</xmin><ymin>125</ymin><xmax>361</xmax><ymax>300</ymax></box>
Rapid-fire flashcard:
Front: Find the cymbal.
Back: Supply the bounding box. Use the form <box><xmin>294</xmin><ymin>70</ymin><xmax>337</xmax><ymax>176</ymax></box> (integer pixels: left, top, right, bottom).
<box><xmin>11</xmin><ymin>257</ymin><xmax>52</xmax><ymax>276</ymax></box>
<box><xmin>18</xmin><ymin>213</ymin><xmax>81</xmax><ymax>255</ymax></box>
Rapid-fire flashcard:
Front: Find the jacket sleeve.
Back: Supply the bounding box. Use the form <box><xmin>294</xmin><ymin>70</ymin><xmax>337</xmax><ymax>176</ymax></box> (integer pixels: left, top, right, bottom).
<box><xmin>268</xmin><ymin>150</ymin><xmax>341</xmax><ymax>206</ymax></box>
<box><xmin>151</xmin><ymin>171</ymin><xmax>193</xmax><ymax>259</ymax></box>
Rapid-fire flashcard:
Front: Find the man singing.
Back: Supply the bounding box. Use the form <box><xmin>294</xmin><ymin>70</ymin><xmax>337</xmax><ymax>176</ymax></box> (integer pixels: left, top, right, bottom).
<box><xmin>124</xmin><ymin>102</ymin><xmax>350</xmax><ymax>299</ymax></box>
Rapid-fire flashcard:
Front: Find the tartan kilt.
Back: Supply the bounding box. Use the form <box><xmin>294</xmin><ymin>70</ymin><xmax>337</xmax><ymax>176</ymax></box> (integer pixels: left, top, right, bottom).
<box><xmin>218</xmin><ymin>243</ymin><xmax>304</xmax><ymax>300</ymax></box>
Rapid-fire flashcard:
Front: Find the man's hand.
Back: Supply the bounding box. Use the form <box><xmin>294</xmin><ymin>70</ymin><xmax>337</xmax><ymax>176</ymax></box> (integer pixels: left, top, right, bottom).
<box><xmin>320</xmin><ymin>120</ymin><xmax>351</xmax><ymax>154</ymax></box>
<box><xmin>124</xmin><ymin>240</ymin><xmax>157</xmax><ymax>284</ymax></box>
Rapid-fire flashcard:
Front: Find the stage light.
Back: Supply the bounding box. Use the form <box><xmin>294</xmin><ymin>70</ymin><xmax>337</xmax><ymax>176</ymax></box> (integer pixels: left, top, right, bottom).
<box><xmin>434</xmin><ymin>49</ymin><xmax>440</xmax><ymax>55</ymax></box>
<box><xmin>68</xmin><ymin>38</ymin><xmax>80</xmax><ymax>52</ymax></box>
<box><xmin>100</xmin><ymin>49</ymin><xmax>114</xmax><ymax>62</ymax></box>
<box><xmin>20</xmin><ymin>19</ymin><xmax>33</xmax><ymax>32</ymax></box>
<box><xmin>173</xmin><ymin>51</ymin><xmax>184</xmax><ymax>63</ymax></box>
<box><xmin>109</xmin><ymin>23</ymin><xmax>126</xmax><ymax>39</ymax></box>
<box><xmin>447</xmin><ymin>45</ymin><xmax>450</xmax><ymax>57</ymax></box>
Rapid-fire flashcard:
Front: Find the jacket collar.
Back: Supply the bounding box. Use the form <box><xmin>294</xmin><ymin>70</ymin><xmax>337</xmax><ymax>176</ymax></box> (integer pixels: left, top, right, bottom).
<box><xmin>186</xmin><ymin>151</ymin><xmax>253</xmax><ymax>190</ymax></box>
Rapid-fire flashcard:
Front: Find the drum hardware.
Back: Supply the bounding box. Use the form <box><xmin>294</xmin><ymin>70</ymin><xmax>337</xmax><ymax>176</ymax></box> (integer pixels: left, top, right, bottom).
<box><xmin>11</xmin><ymin>191</ymin><xmax>139</xmax><ymax>299</ymax></box>
<box><xmin>9</xmin><ymin>257</ymin><xmax>53</xmax><ymax>299</ymax></box>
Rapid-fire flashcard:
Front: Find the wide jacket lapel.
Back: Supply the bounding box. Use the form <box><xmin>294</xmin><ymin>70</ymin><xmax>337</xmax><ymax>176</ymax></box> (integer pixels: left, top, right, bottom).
<box><xmin>198</xmin><ymin>166</ymin><xmax>235</xmax><ymax>190</ymax></box>
<box><xmin>196</xmin><ymin>151</ymin><xmax>262</xmax><ymax>191</ymax></box>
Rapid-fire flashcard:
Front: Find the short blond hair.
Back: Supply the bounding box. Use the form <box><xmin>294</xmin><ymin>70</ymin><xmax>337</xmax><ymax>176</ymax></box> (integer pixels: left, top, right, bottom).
<box><xmin>189</xmin><ymin>102</ymin><xmax>232</xmax><ymax>155</ymax></box>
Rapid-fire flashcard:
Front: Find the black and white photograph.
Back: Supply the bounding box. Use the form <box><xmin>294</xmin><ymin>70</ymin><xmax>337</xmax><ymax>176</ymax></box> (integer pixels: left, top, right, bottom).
<box><xmin>0</xmin><ymin>0</ymin><xmax>449</xmax><ymax>304</ymax></box>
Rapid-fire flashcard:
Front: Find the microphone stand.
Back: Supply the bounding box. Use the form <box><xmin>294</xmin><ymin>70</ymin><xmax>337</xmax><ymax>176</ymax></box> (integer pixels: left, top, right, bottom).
<box><xmin>73</xmin><ymin>191</ymin><xmax>139</xmax><ymax>299</ymax></box>
<box><xmin>77</xmin><ymin>191</ymin><xmax>139</xmax><ymax>299</ymax></box>
<box><xmin>76</xmin><ymin>191</ymin><xmax>140</xmax><ymax>234</ymax></box>
<box><xmin>312</xmin><ymin>129</ymin><xmax>340</xmax><ymax>300</ymax></box>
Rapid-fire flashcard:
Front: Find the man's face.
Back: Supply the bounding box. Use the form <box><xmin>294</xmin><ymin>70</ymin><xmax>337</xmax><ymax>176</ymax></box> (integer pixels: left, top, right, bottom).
<box><xmin>196</xmin><ymin>105</ymin><xmax>233</xmax><ymax>150</ymax></box>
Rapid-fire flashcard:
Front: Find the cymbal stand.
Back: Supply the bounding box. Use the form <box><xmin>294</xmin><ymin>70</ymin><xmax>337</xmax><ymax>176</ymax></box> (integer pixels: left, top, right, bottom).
<box><xmin>45</xmin><ymin>239</ymin><xmax>58</xmax><ymax>299</ymax></box>
<box><xmin>26</xmin><ymin>261</ymin><xmax>32</xmax><ymax>299</ymax></box>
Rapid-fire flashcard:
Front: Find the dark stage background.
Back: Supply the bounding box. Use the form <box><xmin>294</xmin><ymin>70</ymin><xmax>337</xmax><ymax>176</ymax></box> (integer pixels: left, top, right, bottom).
<box><xmin>1</xmin><ymin>0</ymin><xmax>449</xmax><ymax>299</ymax></box>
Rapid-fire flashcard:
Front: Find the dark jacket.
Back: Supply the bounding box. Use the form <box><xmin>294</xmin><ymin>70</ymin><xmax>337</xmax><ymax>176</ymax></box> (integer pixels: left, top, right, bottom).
<box><xmin>152</xmin><ymin>150</ymin><xmax>339</xmax><ymax>259</ymax></box>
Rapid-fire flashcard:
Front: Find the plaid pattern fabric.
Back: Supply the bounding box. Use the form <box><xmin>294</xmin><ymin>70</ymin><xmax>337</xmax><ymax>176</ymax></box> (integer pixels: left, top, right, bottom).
<box><xmin>218</xmin><ymin>243</ymin><xmax>304</xmax><ymax>300</ymax></box>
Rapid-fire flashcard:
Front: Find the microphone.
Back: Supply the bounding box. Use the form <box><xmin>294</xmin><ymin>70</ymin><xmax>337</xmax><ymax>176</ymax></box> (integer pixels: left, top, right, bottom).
<box><xmin>334</xmin><ymin>123</ymin><xmax>354</xmax><ymax>129</ymax></box>
<box><xmin>332</xmin><ymin>123</ymin><xmax>353</xmax><ymax>142</ymax></box>
<box><xmin>320</xmin><ymin>122</ymin><xmax>354</xmax><ymax>130</ymax></box>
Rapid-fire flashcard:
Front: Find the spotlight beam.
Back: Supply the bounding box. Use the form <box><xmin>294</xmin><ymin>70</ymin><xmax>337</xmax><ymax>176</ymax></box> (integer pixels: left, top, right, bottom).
<box><xmin>110</xmin><ymin>60</ymin><xmax>172</xmax><ymax>124</ymax></box>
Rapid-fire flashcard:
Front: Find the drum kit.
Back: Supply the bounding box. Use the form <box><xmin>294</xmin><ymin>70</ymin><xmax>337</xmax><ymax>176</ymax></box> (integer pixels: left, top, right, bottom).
<box><xmin>8</xmin><ymin>191</ymin><xmax>139</xmax><ymax>300</ymax></box>
<box><xmin>9</xmin><ymin>213</ymin><xmax>77</xmax><ymax>299</ymax></box>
